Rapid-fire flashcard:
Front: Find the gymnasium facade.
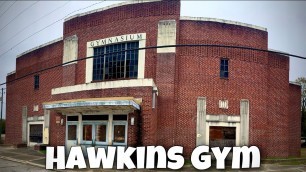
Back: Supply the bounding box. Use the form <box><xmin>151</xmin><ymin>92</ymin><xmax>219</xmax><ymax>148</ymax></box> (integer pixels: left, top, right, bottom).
<box><xmin>5</xmin><ymin>0</ymin><xmax>301</xmax><ymax>158</ymax></box>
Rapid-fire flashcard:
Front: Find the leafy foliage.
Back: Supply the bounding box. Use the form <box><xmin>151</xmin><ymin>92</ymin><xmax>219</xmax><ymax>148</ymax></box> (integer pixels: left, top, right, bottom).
<box><xmin>295</xmin><ymin>77</ymin><xmax>306</xmax><ymax>137</ymax></box>
<box><xmin>0</xmin><ymin>120</ymin><xmax>4</xmax><ymax>134</ymax></box>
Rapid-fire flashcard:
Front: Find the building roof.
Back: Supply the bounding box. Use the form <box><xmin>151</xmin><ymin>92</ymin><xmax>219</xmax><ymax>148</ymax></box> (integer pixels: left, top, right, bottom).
<box><xmin>64</xmin><ymin>0</ymin><xmax>162</xmax><ymax>22</ymax></box>
<box><xmin>180</xmin><ymin>16</ymin><xmax>267</xmax><ymax>32</ymax></box>
<box><xmin>16</xmin><ymin>37</ymin><xmax>63</xmax><ymax>59</ymax></box>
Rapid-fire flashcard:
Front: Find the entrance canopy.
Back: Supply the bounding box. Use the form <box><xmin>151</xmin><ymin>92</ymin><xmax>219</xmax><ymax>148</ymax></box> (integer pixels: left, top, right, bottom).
<box><xmin>42</xmin><ymin>97</ymin><xmax>141</xmax><ymax>114</ymax></box>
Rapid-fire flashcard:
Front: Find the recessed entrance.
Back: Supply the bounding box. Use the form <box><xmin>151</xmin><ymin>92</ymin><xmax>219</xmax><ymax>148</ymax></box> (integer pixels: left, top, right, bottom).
<box><xmin>65</xmin><ymin>114</ymin><xmax>128</xmax><ymax>154</ymax></box>
<box><xmin>27</xmin><ymin>122</ymin><xmax>44</xmax><ymax>146</ymax></box>
<box><xmin>209</xmin><ymin>126</ymin><xmax>236</xmax><ymax>148</ymax></box>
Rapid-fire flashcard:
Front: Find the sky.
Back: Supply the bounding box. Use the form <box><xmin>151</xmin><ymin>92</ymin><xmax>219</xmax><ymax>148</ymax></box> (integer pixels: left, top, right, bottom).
<box><xmin>0</xmin><ymin>1</ymin><xmax>305</xmax><ymax>118</ymax></box>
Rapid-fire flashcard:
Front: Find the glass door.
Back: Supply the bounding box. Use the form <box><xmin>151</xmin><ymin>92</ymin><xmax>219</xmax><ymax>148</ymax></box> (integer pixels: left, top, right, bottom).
<box><xmin>112</xmin><ymin>122</ymin><xmax>127</xmax><ymax>146</ymax></box>
<box><xmin>66</xmin><ymin>122</ymin><xmax>78</xmax><ymax>153</ymax></box>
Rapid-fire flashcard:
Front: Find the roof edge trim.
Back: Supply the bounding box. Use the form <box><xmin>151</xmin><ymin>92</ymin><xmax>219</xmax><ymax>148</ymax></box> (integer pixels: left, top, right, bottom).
<box><xmin>7</xmin><ymin>70</ymin><xmax>16</xmax><ymax>76</ymax></box>
<box><xmin>16</xmin><ymin>37</ymin><xmax>63</xmax><ymax>59</ymax></box>
<box><xmin>180</xmin><ymin>16</ymin><xmax>267</xmax><ymax>32</ymax></box>
<box><xmin>289</xmin><ymin>81</ymin><xmax>302</xmax><ymax>87</ymax></box>
<box><xmin>64</xmin><ymin>0</ymin><xmax>162</xmax><ymax>22</ymax></box>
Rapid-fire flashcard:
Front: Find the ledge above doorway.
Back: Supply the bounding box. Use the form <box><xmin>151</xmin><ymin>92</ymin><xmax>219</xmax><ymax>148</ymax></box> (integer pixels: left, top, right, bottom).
<box><xmin>42</xmin><ymin>97</ymin><xmax>141</xmax><ymax>114</ymax></box>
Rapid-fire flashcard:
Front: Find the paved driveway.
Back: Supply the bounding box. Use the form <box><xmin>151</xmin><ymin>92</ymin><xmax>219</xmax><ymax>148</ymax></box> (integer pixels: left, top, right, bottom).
<box><xmin>0</xmin><ymin>158</ymin><xmax>49</xmax><ymax>172</ymax></box>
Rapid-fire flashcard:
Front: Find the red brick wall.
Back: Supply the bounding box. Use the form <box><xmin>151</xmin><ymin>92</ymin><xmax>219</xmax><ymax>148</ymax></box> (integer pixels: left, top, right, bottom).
<box><xmin>174</xmin><ymin>20</ymin><xmax>299</xmax><ymax>158</ymax></box>
<box><xmin>63</xmin><ymin>0</ymin><xmax>180</xmax><ymax>85</ymax></box>
<box><xmin>156</xmin><ymin>53</ymin><xmax>177</xmax><ymax>149</ymax></box>
<box><xmin>5</xmin><ymin>0</ymin><xmax>301</xmax><ymax>159</ymax></box>
<box><xmin>288</xmin><ymin>84</ymin><xmax>301</xmax><ymax>157</ymax></box>
<box><xmin>5</xmin><ymin>0</ymin><xmax>180</xmax><ymax>147</ymax></box>
<box><xmin>5</xmin><ymin>41</ymin><xmax>63</xmax><ymax>145</ymax></box>
<box><xmin>266</xmin><ymin>53</ymin><xmax>290</xmax><ymax>157</ymax></box>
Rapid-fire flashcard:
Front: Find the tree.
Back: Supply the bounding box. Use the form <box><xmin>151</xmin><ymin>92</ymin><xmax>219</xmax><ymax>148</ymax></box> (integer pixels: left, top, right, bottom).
<box><xmin>0</xmin><ymin>120</ymin><xmax>4</xmax><ymax>134</ymax></box>
<box><xmin>295</xmin><ymin>77</ymin><xmax>306</xmax><ymax>137</ymax></box>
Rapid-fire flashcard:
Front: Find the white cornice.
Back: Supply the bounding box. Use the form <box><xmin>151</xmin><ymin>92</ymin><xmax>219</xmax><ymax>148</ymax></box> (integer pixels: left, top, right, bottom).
<box><xmin>180</xmin><ymin>16</ymin><xmax>267</xmax><ymax>32</ymax></box>
<box><xmin>64</xmin><ymin>0</ymin><xmax>162</xmax><ymax>22</ymax></box>
<box><xmin>16</xmin><ymin>37</ymin><xmax>63</xmax><ymax>59</ymax></box>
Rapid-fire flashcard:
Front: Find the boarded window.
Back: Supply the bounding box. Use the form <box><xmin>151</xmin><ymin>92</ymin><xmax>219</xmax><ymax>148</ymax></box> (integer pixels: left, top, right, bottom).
<box><xmin>209</xmin><ymin>126</ymin><xmax>236</xmax><ymax>148</ymax></box>
<box><xmin>29</xmin><ymin>124</ymin><xmax>43</xmax><ymax>143</ymax></box>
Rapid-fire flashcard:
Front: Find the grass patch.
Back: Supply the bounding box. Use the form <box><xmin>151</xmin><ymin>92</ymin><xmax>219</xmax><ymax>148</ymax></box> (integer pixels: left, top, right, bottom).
<box><xmin>184</xmin><ymin>159</ymin><xmax>192</xmax><ymax>166</ymax></box>
<box><xmin>39</xmin><ymin>150</ymin><xmax>46</xmax><ymax>154</ymax></box>
<box><xmin>262</xmin><ymin>148</ymin><xmax>306</xmax><ymax>165</ymax></box>
<box><xmin>301</xmin><ymin>148</ymin><xmax>306</xmax><ymax>157</ymax></box>
<box><xmin>278</xmin><ymin>160</ymin><xmax>306</xmax><ymax>166</ymax></box>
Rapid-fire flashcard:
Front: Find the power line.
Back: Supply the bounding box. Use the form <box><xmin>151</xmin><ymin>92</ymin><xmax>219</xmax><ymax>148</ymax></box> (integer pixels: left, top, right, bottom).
<box><xmin>0</xmin><ymin>1</ymin><xmax>16</xmax><ymax>19</ymax></box>
<box><xmin>0</xmin><ymin>1</ymin><xmax>6</xmax><ymax>9</ymax></box>
<box><xmin>0</xmin><ymin>1</ymin><xmax>38</xmax><ymax>32</ymax></box>
<box><xmin>0</xmin><ymin>44</ymin><xmax>305</xmax><ymax>86</ymax></box>
<box><xmin>0</xmin><ymin>1</ymin><xmax>106</xmax><ymax>59</ymax></box>
<box><xmin>0</xmin><ymin>1</ymin><xmax>16</xmax><ymax>18</ymax></box>
<box><xmin>0</xmin><ymin>1</ymin><xmax>70</xmax><ymax>48</ymax></box>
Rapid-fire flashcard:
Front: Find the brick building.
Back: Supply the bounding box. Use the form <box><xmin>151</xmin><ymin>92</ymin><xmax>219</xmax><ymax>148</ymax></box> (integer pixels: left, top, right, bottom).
<box><xmin>5</xmin><ymin>0</ymin><xmax>301</xmax><ymax>158</ymax></box>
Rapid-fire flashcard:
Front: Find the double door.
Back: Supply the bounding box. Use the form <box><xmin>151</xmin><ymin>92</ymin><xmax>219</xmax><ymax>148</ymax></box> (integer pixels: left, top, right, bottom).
<box><xmin>66</xmin><ymin>120</ymin><xmax>128</xmax><ymax>152</ymax></box>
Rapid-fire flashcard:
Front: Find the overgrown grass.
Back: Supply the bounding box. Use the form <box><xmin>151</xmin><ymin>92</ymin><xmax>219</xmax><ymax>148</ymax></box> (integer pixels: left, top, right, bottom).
<box><xmin>39</xmin><ymin>150</ymin><xmax>46</xmax><ymax>154</ymax></box>
<box><xmin>263</xmin><ymin>148</ymin><xmax>306</xmax><ymax>165</ymax></box>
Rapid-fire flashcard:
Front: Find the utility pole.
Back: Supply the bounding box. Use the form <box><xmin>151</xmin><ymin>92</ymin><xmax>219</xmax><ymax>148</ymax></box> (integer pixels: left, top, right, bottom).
<box><xmin>0</xmin><ymin>88</ymin><xmax>3</xmax><ymax>143</ymax></box>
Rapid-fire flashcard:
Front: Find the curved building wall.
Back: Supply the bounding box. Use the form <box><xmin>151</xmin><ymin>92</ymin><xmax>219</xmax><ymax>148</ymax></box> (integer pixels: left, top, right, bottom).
<box><xmin>5</xmin><ymin>0</ymin><xmax>300</xmax><ymax>158</ymax></box>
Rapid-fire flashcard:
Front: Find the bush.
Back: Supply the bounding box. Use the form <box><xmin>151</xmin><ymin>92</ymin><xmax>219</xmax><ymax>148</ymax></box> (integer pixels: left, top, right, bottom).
<box><xmin>0</xmin><ymin>120</ymin><xmax>5</xmax><ymax>134</ymax></box>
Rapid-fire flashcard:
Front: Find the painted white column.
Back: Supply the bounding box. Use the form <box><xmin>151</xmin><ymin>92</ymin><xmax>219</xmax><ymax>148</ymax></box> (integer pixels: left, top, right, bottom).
<box><xmin>78</xmin><ymin>114</ymin><xmax>82</xmax><ymax>145</ymax></box>
<box><xmin>157</xmin><ymin>20</ymin><xmax>177</xmax><ymax>53</ymax></box>
<box><xmin>108</xmin><ymin>114</ymin><xmax>113</xmax><ymax>145</ymax></box>
<box><xmin>43</xmin><ymin>110</ymin><xmax>50</xmax><ymax>144</ymax></box>
<box><xmin>22</xmin><ymin>106</ymin><xmax>27</xmax><ymax>144</ymax></box>
<box><xmin>240</xmin><ymin>99</ymin><xmax>249</xmax><ymax>146</ymax></box>
<box><xmin>63</xmin><ymin>35</ymin><xmax>78</xmax><ymax>65</ymax></box>
<box><xmin>196</xmin><ymin>97</ymin><xmax>207</xmax><ymax>146</ymax></box>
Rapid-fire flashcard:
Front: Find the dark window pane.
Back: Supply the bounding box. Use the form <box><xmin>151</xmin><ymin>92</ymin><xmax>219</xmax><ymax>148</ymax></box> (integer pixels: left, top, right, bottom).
<box><xmin>68</xmin><ymin>125</ymin><xmax>77</xmax><ymax>140</ymax></box>
<box><xmin>34</xmin><ymin>75</ymin><xmax>39</xmax><ymax>90</ymax></box>
<box><xmin>220</xmin><ymin>59</ymin><xmax>229</xmax><ymax>78</ymax></box>
<box><xmin>209</xmin><ymin>126</ymin><xmax>236</xmax><ymax>148</ymax></box>
<box><xmin>67</xmin><ymin>116</ymin><xmax>78</xmax><ymax>121</ymax></box>
<box><xmin>82</xmin><ymin>115</ymin><xmax>108</xmax><ymax>121</ymax></box>
<box><xmin>93</xmin><ymin>42</ymin><xmax>138</xmax><ymax>81</ymax></box>
<box><xmin>95</xmin><ymin>125</ymin><xmax>107</xmax><ymax>142</ymax></box>
<box><xmin>83</xmin><ymin>125</ymin><xmax>92</xmax><ymax>141</ymax></box>
<box><xmin>113</xmin><ymin>115</ymin><xmax>127</xmax><ymax>121</ymax></box>
<box><xmin>113</xmin><ymin>125</ymin><xmax>126</xmax><ymax>143</ymax></box>
<box><xmin>29</xmin><ymin>124</ymin><xmax>43</xmax><ymax>143</ymax></box>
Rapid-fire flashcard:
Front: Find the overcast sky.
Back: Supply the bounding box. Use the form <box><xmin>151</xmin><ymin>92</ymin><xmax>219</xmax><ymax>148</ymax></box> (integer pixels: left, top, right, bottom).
<box><xmin>0</xmin><ymin>1</ymin><xmax>305</xmax><ymax>118</ymax></box>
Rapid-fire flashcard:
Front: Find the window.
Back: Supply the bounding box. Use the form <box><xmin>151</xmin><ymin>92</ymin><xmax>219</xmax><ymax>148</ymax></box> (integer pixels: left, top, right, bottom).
<box><xmin>29</xmin><ymin>124</ymin><xmax>43</xmax><ymax>143</ymax></box>
<box><xmin>93</xmin><ymin>42</ymin><xmax>139</xmax><ymax>81</ymax></box>
<box><xmin>34</xmin><ymin>75</ymin><xmax>39</xmax><ymax>89</ymax></box>
<box><xmin>82</xmin><ymin>123</ymin><xmax>108</xmax><ymax>144</ymax></box>
<box><xmin>95</xmin><ymin>125</ymin><xmax>107</xmax><ymax>142</ymax></box>
<box><xmin>82</xmin><ymin>115</ymin><xmax>108</xmax><ymax>144</ymax></box>
<box><xmin>67</xmin><ymin>125</ymin><xmax>77</xmax><ymax>140</ymax></box>
<box><xmin>209</xmin><ymin>126</ymin><xmax>236</xmax><ymax>148</ymax></box>
<box><xmin>113</xmin><ymin>117</ymin><xmax>127</xmax><ymax>145</ymax></box>
<box><xmin>220</xmin><ymin>59</ymin><xmax>229</xmax><ymax>78</ymax></box>
<box><xmin>113</xmin><ymin>124</ymin><xmax>126</xmax><ymax>143</ymax></box>
<box><xmin>83</xmin><ymin>125</ymin><xmax>92</xmax><ymax>141</ymax></box>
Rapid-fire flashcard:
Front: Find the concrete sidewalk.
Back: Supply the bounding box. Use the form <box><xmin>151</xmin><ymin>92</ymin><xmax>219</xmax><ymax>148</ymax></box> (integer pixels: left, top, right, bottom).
<box><xmin>2</xmin><ymin>145</ymin><xmax>306</xmax><ymax>171</ymax></box>
<box><xmin>0</xmin><ymin>145</ymin><xmax>46</xmax><ymax>168</ymax></box>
